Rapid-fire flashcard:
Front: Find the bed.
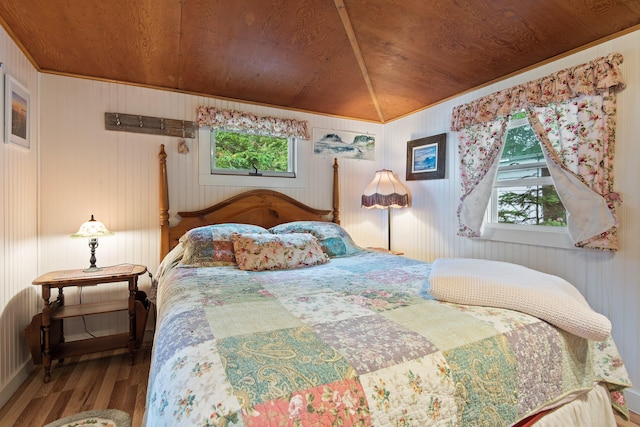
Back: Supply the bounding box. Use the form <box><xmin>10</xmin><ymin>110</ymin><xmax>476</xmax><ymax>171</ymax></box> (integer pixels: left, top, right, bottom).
<box><xmin>145</xmin><ymin>145</ymin><xmax>631</xmax><ymax>426</ymax></box>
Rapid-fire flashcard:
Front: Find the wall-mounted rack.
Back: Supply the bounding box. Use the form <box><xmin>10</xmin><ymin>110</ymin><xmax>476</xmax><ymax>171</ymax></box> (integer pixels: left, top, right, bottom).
<box><xmin>104</xmin><ymin>112</ymin><xmax>197</xmax><ymax>138</ymax></box>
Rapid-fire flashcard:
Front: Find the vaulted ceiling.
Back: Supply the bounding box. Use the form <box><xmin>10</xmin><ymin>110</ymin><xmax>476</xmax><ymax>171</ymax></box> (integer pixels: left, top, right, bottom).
<box><xmin>1</xmin><ymin>1</ymin><xmax>639</xmax><ymax>123</ymax></box>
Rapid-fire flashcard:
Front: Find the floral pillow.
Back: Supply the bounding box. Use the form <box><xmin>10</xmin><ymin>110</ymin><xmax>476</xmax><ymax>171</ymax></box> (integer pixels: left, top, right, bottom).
<box><xmin>179</xmin><ymin>223</ymin><xmax>271</xmax><ymax>267</ymax></box>
<box><xmin>232</xmin><ymin>232</ymin><xmax>329</xmax><ymax>271</ymax></box>
<box><xmin>269</xmin><ymin>221</ymin><xmax>364</xmax><ymax>257</ymax></box>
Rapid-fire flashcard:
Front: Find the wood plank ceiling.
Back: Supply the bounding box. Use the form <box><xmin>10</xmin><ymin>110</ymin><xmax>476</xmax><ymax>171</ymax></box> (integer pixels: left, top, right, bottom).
<box><xmin>0</xmin><ymin>0</ymin><xmax>639</xmax><ymax>123</ymax></box>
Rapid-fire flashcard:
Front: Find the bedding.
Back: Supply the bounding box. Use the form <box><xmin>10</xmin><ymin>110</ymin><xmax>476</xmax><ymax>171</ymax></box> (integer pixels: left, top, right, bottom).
<box><xmin>232</xmin><ymin>232</ymin><xmax>329</xmax><ymax>271</ymax></box>
<box><xmin>269</xmin><ymin>221</ymin><xmax>365</xmax><ymax>257</ymax></box>
<box><xmin>179</xmin><ymin>223</ymin><xmax>271</xmax><ymax>267</ymax></box>
<box><xmin>429</xmin><ymin>258</ymin><xmax>611</xmax><ymax>341</ymax></box>
<box><xmin>146</xmin><ymin>237</ymin><xmax>631</xmax><ymax>426</ymax></box>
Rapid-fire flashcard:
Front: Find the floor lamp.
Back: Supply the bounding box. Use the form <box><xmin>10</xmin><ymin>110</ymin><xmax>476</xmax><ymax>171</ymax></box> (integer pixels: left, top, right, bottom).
<box><xmin>361</xmin><ymin>169</ymin><xmax>409</xmax><ymax>251</ymax></box>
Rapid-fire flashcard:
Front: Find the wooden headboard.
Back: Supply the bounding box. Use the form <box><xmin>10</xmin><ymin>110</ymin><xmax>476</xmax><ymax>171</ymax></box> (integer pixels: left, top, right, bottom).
<box><xmin>159</xmin><ymin>144</ymin><xmax>340</xmax><ymax>259</ymax></box>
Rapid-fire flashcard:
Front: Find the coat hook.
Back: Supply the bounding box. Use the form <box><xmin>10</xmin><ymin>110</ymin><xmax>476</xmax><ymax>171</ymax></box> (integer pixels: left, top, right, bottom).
<box><xmin>115</xmin><ymin>113</ymin><xmax>121</xmax><ymax>126</ymax></box>
<box><xmin>139</xmin><ymin>116</ymin><xmax>143</xmax><ymax>128</ymax></box>
<box><xmin>160</xmin><ymin>118</ymin><xmax>164</xmax><ymax>130</ymax></box>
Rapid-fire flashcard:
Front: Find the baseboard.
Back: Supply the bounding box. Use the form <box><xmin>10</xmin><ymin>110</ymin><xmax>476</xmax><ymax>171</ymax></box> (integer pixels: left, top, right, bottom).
<box><xmin>0</xmin><ymin>359</ymin><xmax>35</xmax><ymax>410</ymax></box>
<box><xmin>626</xmin><ymin>387</ymin><xmax>640</xmax><ymax>416</ymax></box>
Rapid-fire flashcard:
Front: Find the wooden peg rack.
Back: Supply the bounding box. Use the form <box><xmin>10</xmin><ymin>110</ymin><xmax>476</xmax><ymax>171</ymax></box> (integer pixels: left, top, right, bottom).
<box><xmin>104</xmin><ymin>112</ymin><xmax>197</xmax><ymax>138</ymax></box>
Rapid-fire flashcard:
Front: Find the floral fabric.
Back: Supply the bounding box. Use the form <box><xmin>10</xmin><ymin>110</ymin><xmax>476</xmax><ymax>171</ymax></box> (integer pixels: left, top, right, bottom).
<box><xmin>269</xmin><ymin>221</ymin><xmax>365</xmax><ymax>257</ymax></box>
<box><xmin>145</xmin><ymin>252</ymin><xmax>631</xmax><ymax>426</ymax></box>
<box><xmin>457</xmin><ymin>119</ymin><xmax>507</xmax><ymax>237</ymax></box>
<box><xmin>197</xmin><ymin>106</ymin><xmax>311</xmax><ymax>140</ymax></box>
<box><xmin>450</xmin><ymin>53</ymin><xmax>625</xmax><ymax>131</ymax></box>
<box><xmin>179</xmin><ymin>223</ymin><xmax>271</xmax><ymax>267</ymax></box>
<box><xmin>232</xmin><ymin>232</ymin><xmax>329</xmax><ymax>271</ymax></box>
<box><xmin>452</xmin><ymin>53</ymin><xmax>625</xmax><ymax>249</ymax></box>
<box><xmin>528</xmin><ymin>96</ymin><xmax>619</xmax><ymax>249</ymax></box>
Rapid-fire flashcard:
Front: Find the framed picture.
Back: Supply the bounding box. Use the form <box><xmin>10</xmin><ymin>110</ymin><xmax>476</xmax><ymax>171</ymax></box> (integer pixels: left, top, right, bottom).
<box><xmin>313</xmin><ymin>128</ymin><xmax>375</xmax><ymax>161</ymax></box>
<box><xmin>406</xmin><ymin>133</ymin><xmax>446</xmax><ymax>180</ymax></box>
<box><xmin>5</xmin><ymin>74</ymin><xmax>30</xmax><ymax>149</ymax></box>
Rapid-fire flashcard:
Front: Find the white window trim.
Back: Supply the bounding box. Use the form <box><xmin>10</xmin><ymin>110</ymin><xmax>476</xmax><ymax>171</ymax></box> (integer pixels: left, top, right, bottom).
<box><xmin>480</xmin><ymin>115</ymin><xmax>574</xmax><ymax>250</ymax></box>
<box><xmin>481</xmin><ymin>223</ymin><xmax>574</xmax><ymax>249</ymax></box>
<box><xmin>198</xmin><ymin>128</ymin><xmax>306</xmax><ymax>188</ymax></box>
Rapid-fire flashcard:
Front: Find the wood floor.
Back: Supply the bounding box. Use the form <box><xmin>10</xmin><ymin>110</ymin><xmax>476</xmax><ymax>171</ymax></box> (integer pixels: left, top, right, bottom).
<box><xmin>0</xmin><ymin>345</ymin><xmax>151</xmax><ymax>427</ymax></box>
<box><xmin>0</xmin><ymin>343</ymin><xmax>638</xmax><ymax>427</ymax></box>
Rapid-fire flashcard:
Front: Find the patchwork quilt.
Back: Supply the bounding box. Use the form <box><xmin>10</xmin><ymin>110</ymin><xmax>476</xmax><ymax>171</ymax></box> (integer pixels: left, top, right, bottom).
<box><xmin>145</xmin><ymin>251</ymin><xmax>630</xmax><ymax>426</ymax></box>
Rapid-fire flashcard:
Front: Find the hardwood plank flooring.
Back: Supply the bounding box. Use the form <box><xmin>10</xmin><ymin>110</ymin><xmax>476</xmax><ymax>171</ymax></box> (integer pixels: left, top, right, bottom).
<box><xmin>0</xmin><ymin>346</ymin><xmax>151</xmax><ymax>427</ymax></box>
<box><xmin>0</xmin><ymin>343</ymin><xmax>638</xmax><ymax>427</ymax></box>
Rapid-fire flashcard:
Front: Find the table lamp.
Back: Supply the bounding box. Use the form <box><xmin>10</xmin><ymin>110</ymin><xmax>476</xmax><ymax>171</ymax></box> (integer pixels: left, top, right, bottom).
<box><xmin>71</xmin><ymin>214</ymin><xmax>115</xmax><ymax>272</ymax></box>
<box><xmin>361</xmin><ymin>169</ymin><xmax>409</xmax><ymax>251</ymax></box>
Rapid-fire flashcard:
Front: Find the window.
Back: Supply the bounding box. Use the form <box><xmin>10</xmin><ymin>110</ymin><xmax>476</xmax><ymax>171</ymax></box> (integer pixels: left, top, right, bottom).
<box><xmin>210</xmin><ymin>129</ymin><xmax>295</xmax><ymax>178</ymax></box>
<box><xmin>483</xmin><ymin>112</ymin><xmax>572</xmax><ymax>248</ymax></box>
<box><xmin>198</xmin><ymin>128</ymin><xmax>306</xmax><ymax>188</ymax></box>
<box><xmin>487</xmin><ymin>112</ymin><xmax>567</xmax><ymax>226</ymax></box>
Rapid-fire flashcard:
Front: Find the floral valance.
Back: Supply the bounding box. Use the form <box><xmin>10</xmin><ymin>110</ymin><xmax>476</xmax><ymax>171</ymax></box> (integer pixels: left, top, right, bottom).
<box><xmin>197</xmin><ymin>106</ymin><xmax>311</xmax><ymax>140</ymax></box>
<box><xmin>451</xmin><ymin>52</ymin><xmax>625</xmax><ymax>131</ymax></box>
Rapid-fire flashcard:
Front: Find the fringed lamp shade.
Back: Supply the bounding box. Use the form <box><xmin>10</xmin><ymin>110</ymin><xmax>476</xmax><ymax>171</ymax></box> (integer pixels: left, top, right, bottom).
<box><xmin>361</xmin><ymin>170</ymin><xmax>409</xmax><ymax>209</ymax></box>
<box><xmin>361</xmin><ymin>170</ymin><xmax>409</xmax><ymax>251</ymax></box>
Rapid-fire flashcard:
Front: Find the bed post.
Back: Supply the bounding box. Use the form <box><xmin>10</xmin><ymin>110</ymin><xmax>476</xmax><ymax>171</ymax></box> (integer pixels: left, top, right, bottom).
<box><xmin>159</xmin><ymin>144</ymin><xmax>170</xmax><ymax>259</ymax></box>
<box><xmin>333</xmin><ymin>158</ymin><xmax>340</xmax><ymax>224</ymax></box>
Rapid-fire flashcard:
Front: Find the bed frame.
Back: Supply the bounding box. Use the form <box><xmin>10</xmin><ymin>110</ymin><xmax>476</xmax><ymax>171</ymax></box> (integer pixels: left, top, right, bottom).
<box><xmin>159</xmin><ymin>144</ymin><xmax>341</xmax><ymax>259</ymax></box>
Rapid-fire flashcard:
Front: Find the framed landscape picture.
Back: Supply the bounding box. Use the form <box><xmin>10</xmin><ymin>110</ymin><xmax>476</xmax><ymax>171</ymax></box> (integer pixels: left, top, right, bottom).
<box><xmin>312</xmin><ymin>128</ymin><xmax>375</xmax><ymax>161</ymax></box>
<box><xmin>406</xmin><ymin>133</ymin><xmax>446</xmax><ymax>180</ymax></box>
<box><xmin>5</xmin><ymin>74</ymin><xmax>30</xmax><ymax>149</ymax></box>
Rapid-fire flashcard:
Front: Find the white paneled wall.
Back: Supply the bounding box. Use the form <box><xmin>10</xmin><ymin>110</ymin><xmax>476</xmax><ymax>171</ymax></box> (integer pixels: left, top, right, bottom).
<box><xmin>38</xmin><ymin>75</ymin><xmax>385</xmax><ymax>341</ymax></box>
<box><xmin>1</xmin><ymin>21</ymin><xmax>638</xmax><ymax>414</ymax></box>
<box><xmin>385</xmin><ymin>31</ymin><xmax>640</xmax><ymax>411</ymax></box>
<box><xmin>0</xmin><ymin>27</ymin><xmax>40</xmax><ymax>406</ymax></box>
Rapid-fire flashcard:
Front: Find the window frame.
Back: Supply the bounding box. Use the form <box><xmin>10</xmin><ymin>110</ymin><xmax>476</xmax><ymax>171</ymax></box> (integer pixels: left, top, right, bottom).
<box><xmin>209</xmin><ymin>128</ymin><xmax>297</xmax><ymax>178</ymax></box>
<box><xmin>198</xmin><ymin>127</ymin><xmax>306</xmax><ymax>188</ymax></box>
<box><xmin>480</xmin><ymin>115</ymin><xmax>574</xmax><ymax>249</ymax></box>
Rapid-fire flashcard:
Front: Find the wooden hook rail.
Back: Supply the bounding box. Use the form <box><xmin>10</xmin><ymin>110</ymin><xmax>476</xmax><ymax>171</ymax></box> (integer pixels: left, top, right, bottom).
<box><xmin>104</xmin><ymin>112</ymin><xmax>197</xmax><ymax>138</ymax></box>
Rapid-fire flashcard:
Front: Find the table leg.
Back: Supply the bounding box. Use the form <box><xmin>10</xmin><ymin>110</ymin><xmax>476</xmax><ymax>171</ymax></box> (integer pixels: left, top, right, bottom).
<box><xmin>128</xmin><ymin>278</ymin><xmax>137</xmax><ymax>364</ymax></box>
<box><xmin>57</xmin><ymin>288</ymin><xmax>65</xmax><ymax>363</ymax></box>
<box><xmin>41</xmin><ymin>286</ymin><xmax>51</xmax><ymax>383</ymax></box>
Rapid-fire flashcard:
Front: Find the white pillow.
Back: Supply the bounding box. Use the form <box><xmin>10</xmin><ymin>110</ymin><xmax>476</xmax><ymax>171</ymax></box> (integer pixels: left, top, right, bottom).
<box><xmin>428</xmin><ymin>258</ymin><xmax>611</xmax><ymax>341</ymax></box>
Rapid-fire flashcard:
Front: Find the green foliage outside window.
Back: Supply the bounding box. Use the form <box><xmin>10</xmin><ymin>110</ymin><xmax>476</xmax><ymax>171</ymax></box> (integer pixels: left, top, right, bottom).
<box><xmin>497</xmin><ymin>113</ymin><xmax>567</xmax><ymax>227</ymax></box>
<box><xmin>498</xmin><ymin>186</ymin><xmax>567</xmax><ymax>226</ymax></box>
<box><xmin>215</xmin><ymin>131</ymin><xmax>289</xmax><ymax>171</ymax></box>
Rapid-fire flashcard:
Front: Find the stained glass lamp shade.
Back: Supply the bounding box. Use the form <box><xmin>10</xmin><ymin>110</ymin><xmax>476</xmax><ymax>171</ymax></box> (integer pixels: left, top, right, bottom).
<box><xmin>71</xmin><ymin>214</ymin><xmax>114</xmax><ymax>272</ymax></box>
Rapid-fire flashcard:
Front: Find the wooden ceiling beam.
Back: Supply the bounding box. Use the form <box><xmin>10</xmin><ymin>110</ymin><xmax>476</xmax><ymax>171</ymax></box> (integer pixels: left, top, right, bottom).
<box><xmin>333</xmin><ymin>0</ymin><xmax>385</xmax><ymax>123</ymax></box>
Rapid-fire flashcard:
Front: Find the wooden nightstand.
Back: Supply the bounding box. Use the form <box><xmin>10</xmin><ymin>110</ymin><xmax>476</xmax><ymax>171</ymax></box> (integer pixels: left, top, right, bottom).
<box><xmin>28</xmin><ymin>264</ymin><xmax>148</xmax><ymax>383</ymax></box>
<box><xmin>367</xmin><ymin>247</ymin><xmax>404</xmax><ymax>256</ymax></box>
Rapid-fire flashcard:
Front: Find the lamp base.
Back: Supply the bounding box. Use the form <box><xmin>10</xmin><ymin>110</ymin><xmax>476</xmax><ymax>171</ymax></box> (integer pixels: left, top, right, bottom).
<box><xmin>84</xmin><ymin>238</ymin><xmax>102</xmax><ymax>273</ymax></box>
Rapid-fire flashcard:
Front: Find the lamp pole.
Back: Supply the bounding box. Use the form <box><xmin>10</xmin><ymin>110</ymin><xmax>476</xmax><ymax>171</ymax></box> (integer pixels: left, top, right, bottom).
<box><xmin>387</xmin><ymin>207</ymin><xmax>392</xmax><ymax>251</ymax></box>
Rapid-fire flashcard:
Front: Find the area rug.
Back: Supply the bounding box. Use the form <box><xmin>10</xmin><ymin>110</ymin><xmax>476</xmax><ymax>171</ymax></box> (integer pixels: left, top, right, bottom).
<box><xmin>43</xmin><ymin>409</ymin><xmax>131</xmax><ymax>427</ymax></box>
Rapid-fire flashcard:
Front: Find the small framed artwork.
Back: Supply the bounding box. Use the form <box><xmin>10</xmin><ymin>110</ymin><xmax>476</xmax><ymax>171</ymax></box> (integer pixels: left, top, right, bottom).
<box><xmin>5</xmin><ymin>74</ymin><xmax>30</xmax><ymax>149</ymax></box>
<box><xmin>406</xmin><ymin>133</ymin><xmax>446</xmax><ymax>180</ymax></box>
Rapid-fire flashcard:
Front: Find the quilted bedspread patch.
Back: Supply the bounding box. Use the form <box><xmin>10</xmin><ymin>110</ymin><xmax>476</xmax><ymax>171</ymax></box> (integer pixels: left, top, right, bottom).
<box><xmin>146</xmin><ymin>252</ymin><xmax>631</xmax><ymax>426</ymax></box>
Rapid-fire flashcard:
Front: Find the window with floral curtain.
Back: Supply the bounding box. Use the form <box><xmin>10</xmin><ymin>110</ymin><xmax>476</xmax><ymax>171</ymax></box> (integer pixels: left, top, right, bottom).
<box><xmin>197</xmin><ymin>106</ymin><xmax>310</xmax><ymax>140</ymax></box>
<box><xmin>451</xmin><ymin>53</ymin><xmax>625</xmax><ymax>250</ymax></box>
<box><xmin>196</xmin><ymin>106</ymin><xmax>311</xmax><ymax>180</ymax></box>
